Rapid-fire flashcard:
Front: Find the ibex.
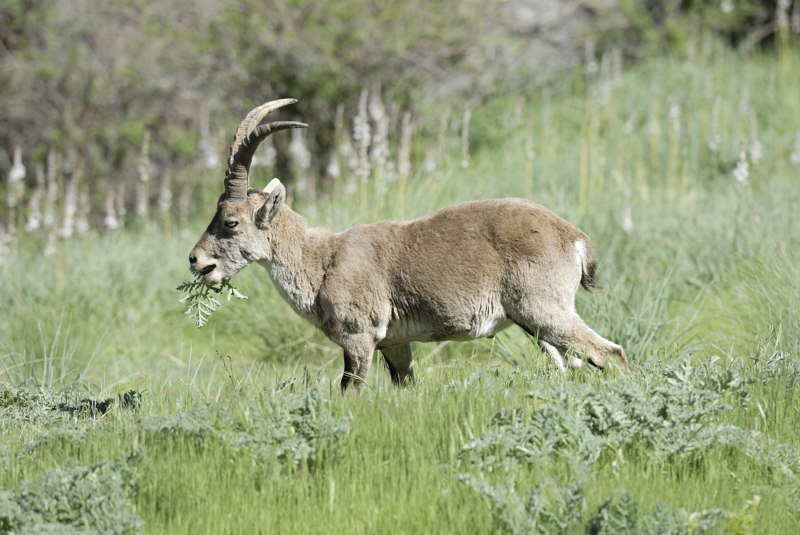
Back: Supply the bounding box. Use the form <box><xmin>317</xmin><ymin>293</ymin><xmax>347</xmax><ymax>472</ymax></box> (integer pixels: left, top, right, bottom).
<box><xmin>189</xmin><ymin>99</ymin><xmax>629</xmax><ymax>390</ymax></box>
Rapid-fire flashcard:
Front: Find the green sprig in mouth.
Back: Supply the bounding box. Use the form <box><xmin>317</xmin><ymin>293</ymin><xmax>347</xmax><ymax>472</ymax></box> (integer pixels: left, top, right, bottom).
<box><xmin>176</xmin><ymin>273</ymin><xmax>248</xmax><ymax>327</ymax></box>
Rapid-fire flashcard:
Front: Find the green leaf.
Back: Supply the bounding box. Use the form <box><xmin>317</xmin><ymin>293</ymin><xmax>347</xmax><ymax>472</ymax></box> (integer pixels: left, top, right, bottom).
<box><xmin>176</xmin><ymin>273</ymin><xmax>248</xmax><ymax>328</ymax></box>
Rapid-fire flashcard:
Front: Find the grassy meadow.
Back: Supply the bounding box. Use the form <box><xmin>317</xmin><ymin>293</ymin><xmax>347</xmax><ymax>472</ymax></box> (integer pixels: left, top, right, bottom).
<box><xmin>2</xmin><ymin>41</ymin><xmax>800</xmax><ymax>534</ymax></box>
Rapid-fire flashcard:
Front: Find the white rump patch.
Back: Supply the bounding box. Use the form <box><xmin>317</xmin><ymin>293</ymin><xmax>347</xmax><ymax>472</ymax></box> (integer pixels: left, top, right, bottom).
<box><xmin>574</xmin><ymin>240</ymin><xmax>587</xmax><ymax>268</ymax></box>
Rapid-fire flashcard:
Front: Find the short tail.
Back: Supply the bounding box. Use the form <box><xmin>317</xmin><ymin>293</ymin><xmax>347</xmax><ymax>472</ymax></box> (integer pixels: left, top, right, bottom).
<box><xmin>576</xmin><ymin>240</ymin><xmax>599</xmax><ymax>293</ymax></box>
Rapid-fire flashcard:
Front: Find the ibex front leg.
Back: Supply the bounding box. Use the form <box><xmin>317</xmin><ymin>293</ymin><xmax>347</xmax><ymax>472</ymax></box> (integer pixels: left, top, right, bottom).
<box><xmin>381</xmin><ymin>343</ymin><xmax>414</xmax><ymax>386</ymax></box>
<box><xmin>339</xmin><ymin>333</ymin><xmax>375</xmax><ymax>392</ymax></box>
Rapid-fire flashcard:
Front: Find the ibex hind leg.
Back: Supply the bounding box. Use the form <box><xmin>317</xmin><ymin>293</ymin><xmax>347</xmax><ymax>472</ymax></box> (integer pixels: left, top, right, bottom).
<box><xmin>537</xmin><ymin>340</ymin><xmax>585</xmax><ymax>371</ymax></box>
<box><xmin>515</xmin><ymin>312</ymin><xmax>628</xmax><ymax>374</ymax></box>
<box><xmin>537</xmin><ymin>340</ymin><xmax>567</xmax><ymax>371</ymax></box>
<box><xmin>380</xmin><ymin>343</ymin><xmax>414</xmax><ymax>386</ymax></box>
<box><xmin>565</xmin><ymin>316</ymin><xmax>629</xmax><ymax>373</ymax></box>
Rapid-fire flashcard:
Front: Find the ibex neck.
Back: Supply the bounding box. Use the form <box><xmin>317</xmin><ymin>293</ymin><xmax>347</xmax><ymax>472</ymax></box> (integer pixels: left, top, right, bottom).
<box><xmin>259</xmin><ymin>206</ymin><xmax>331</xmax><ymax>326</ymax></box>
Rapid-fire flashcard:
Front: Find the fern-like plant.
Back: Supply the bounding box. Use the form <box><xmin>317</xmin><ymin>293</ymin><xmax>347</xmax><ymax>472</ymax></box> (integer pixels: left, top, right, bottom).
<box><xmin>176</xmin><ymin>274</ymin><xmax>248</xmax><ymax>327</ymax></box>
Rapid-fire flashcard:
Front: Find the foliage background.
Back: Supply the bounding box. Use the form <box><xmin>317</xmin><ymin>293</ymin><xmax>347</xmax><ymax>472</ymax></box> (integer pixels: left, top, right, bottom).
<box><xmin>2</xmin><ymin>0</ymin><xmax>796</xmax><ymax>206</ymax></box>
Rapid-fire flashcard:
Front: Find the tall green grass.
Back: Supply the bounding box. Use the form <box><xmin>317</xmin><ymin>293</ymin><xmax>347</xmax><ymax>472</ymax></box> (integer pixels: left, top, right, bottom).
<box><xmin>2</xmin><ymin>41</ymin><xmax>799</xmax><ymax>533</ymax></box>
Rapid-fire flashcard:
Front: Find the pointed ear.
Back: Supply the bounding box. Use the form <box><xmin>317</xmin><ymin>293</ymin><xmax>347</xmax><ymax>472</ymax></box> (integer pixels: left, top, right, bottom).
<box><xmin>255</xmin><ymin>178</ymin><xmax>286</xmax><ymax>229</ymax></box>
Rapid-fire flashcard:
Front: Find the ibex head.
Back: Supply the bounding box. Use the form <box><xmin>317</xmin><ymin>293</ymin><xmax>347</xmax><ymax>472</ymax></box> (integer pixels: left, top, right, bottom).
<box><xmin>189</xmin><ymin>99</ymin><xmax>307</xmax><ymax>285</ymax></box>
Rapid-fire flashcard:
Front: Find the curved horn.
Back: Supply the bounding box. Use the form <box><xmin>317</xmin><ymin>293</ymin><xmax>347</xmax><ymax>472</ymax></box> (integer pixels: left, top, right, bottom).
<box><xmin>225</xmin><ymin>98</ymin><xmax>308</xmax><ymax>201</ymax></box>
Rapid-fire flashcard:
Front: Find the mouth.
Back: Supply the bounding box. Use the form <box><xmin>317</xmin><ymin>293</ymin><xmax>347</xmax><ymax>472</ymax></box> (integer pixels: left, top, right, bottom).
<box><xmin>196</xmin><ymin>265</ymin><xmax>215</xmax><ymax>276</ymax></box>
<box><xmin>189</xmin><ymin>265</ymin><xmax>222</xmax><ymax>285</ymax></box>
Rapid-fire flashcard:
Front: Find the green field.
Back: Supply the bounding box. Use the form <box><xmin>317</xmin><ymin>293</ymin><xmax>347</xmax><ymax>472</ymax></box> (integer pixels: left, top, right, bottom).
<box><xmin>2</xmin><ymin>42</ymin><xmax>800</xmax><ymax>534</ymax></box>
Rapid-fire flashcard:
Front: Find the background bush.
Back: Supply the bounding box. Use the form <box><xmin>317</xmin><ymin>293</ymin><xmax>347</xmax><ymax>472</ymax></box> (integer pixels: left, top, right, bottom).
<box><xmin>2</xmin><ymin>0</ymin><xmax>797</xmax><ymax>227</ymax></box>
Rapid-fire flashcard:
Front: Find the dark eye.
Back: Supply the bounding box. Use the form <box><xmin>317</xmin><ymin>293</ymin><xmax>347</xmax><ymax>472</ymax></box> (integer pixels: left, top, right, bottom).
<box><xmin>225</xmin><ymin>221</ymin><xmax>239</xmax><ymax>229</ymax></box>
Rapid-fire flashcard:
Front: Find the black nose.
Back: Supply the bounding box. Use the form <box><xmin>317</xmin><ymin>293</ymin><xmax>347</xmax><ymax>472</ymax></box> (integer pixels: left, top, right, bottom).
<box><xmin>189</xmin><ymin>255</ymin><xmax>197</xmax><ymax>266</ymax></box>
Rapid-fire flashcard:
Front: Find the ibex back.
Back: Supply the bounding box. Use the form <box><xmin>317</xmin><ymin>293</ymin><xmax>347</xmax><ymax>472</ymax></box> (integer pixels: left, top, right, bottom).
<box><xmin>189</xmin><ymin>99</ymin><xmax>629</xmax><ymax>390</ymax></box>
